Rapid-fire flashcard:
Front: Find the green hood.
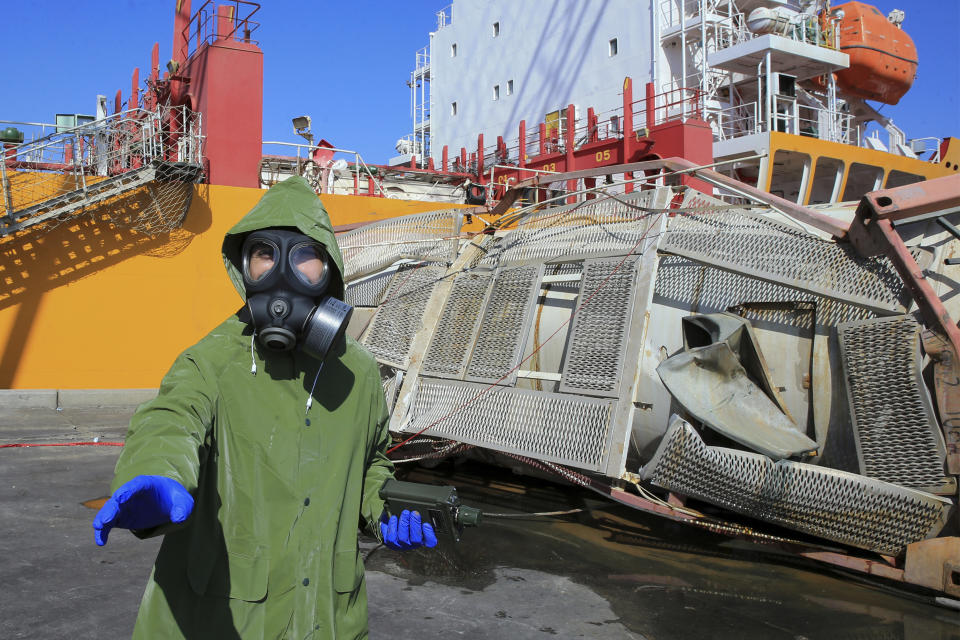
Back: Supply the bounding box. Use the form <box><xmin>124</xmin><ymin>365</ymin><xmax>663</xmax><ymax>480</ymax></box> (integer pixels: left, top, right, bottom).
<box><xmin>222</xmin><ymin>176</ymin><xmax>346</xmax><ymax>301</ymax></box>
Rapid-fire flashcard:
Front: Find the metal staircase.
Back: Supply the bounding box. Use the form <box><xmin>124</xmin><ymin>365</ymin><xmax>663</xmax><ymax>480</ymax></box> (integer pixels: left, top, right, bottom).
<box><xmin>1</xmin><ymin>105</ymin><xmax>203</xmax><ymax>237</ymax></box>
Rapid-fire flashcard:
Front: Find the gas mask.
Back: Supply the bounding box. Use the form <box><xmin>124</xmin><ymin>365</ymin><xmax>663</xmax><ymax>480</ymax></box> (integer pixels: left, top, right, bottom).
<box><xmin>241</xmin><ymin>229</ymin><xmax>352</xmax><ymax>361</ymax></box>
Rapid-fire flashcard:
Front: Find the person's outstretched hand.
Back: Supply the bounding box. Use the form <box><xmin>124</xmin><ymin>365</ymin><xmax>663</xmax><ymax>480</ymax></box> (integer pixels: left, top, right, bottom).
<box><xmin>93</xmin><ymin>475</ymin><xmax>194</xmax><ymax>546</ymax></box>
<box><xmin>380</xmin><ymin>510</ymin><xmax>438</xmax><ymax>550</ymax></box>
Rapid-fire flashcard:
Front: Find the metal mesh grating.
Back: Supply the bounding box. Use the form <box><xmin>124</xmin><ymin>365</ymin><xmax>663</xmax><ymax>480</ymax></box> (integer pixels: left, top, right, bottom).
<box><xmin>344</xmin><ymin>269</ymin><xmax>395</xmax><ymax>307</ymax></box>
<box><xmin>559</xmin><ymin>257</ymin><xmax>640</xmax><ymax>397</ymax></box>
<box><xmin>405</xmin><ymin>378</ymin><xmax>615</xmax><ymax>471</ymax></box>
<box><xmin>654</xmin><ymin>256</ymin><xmax>876</xmax><ymax>328</ymax></box>
<box><xmin>421</xmin><ymin>270</ymin><xmax>495</xmax><ymax>378</ymax></box>
<box><xmin>477</xmin><ymin>189</ymin><xmax>670</xmax><ymax>268</ymax></box>
<box><xmin>465</xmin><ymin>264</ymin><xmax>544</xmax><ymax>385</ymax></box>
<box><xmin>1</xmin><ymin>106</ymin><xmax>204</xmax><ymax>238</ymax></box>
<box><xmin>361</xmin><ymin>263</ymin><xmax>445</xmax><ymax>368</ymax></box>
<box><xmin>839</xmin><ymin>315</ymin><xmax>951</xmax><ymax>493</ymax></box>
<box><xmin>339</xmin><ymin>210</ymin><xmax>463</xmax><ymax>282</ymax></box>
<box><xmin>661</xmin><ymin>193</ymin><xmax>912</xmax><ymax>313</ymax></box>
<box><xmin>641</xmin><ymin>420</ymin><xmax>951</xmax><ymax>554</ymax></box>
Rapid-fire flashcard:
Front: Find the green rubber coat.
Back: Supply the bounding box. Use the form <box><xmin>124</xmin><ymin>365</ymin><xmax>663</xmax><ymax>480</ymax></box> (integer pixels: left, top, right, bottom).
<box><xmin>110</xmin><ymin>176</ymin><xmax>394</xmax><ymax>639</ymax></box>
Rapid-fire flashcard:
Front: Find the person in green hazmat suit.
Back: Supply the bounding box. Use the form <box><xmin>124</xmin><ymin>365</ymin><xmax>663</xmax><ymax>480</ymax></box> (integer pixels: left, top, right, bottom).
<box><xmin>92</xmin><ymin>176</ymin><xmax>437</xmax><ymax>639</ymax></box>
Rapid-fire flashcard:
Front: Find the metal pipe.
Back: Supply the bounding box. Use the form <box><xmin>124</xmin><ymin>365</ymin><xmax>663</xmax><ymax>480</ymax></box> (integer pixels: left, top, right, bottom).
<box><xmin>765</xmin><ymin>51</ymin><xmax>773</xmax><ymax>134</ymax></box>
<box><xmin>1</xmin><ymin>150</ymin><xmax>13</xmax><ymax>219</ymax></box>
<box><xmin>680</xmin><ymin>0</ymin><xmax>687</xmax><ymax>120</ymax></box>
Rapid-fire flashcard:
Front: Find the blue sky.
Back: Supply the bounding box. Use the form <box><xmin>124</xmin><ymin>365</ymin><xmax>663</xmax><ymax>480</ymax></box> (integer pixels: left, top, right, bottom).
<box><xmin>2</xmin><ymin>1</ymin><xmax>957</xmax><ymax>164</ymax></box>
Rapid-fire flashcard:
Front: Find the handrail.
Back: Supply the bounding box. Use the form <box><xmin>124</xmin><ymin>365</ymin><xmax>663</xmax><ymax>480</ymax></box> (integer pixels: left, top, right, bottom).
<box><xmin>180</xmin><ymin>0</ymin><xmax>261</xmax><ymax>63</ymax></box>
<box><xmin>261</xmin><ymin>141</ymin><xmax>389</xmax><ymax>198</ymax></box>
<box><xmin>2</xmin><ymin>105</ymin><xmax>204</xmax><ymax>220</ymax></box>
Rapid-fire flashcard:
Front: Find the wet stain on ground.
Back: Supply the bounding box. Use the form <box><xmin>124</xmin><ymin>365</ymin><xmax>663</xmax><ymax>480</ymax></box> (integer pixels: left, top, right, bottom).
<box><xmin>363</xmin><ymin>460</ymin><xmax>960</xmax><ymax>640</ymax></box>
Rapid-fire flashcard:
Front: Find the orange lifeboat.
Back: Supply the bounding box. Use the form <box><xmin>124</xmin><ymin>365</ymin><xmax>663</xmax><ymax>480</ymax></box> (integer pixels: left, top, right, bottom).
<box><xmin>828</xmin><ymin>1</ymin><xmax>918</xmax><ymax>104</ymax></box>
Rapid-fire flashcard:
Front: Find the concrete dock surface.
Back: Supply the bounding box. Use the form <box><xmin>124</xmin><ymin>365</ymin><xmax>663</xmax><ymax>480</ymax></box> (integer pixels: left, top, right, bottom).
<box><xmin>1</xmin><ymin>404</ymin><xmax>958</xmax><ymax>639</ymax></box>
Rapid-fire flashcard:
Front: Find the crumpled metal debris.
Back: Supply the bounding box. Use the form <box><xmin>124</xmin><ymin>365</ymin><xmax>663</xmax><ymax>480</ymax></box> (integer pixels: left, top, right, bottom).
<box><xmin>656</xmin><ymin>312</ymin><xmax>818</xmax><ymax>459</ymax></box>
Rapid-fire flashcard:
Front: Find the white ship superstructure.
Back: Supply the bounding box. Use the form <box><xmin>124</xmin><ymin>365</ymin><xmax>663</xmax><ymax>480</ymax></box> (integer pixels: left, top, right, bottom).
<box><xmin>402</xmin><ymin>0</ymin><xmax>954</xmax><ymax>204</ymax></box>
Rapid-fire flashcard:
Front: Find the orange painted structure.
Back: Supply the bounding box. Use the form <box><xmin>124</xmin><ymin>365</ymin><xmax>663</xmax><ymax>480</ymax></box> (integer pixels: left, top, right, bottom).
<box><xmin>0</xmin><ymin>186</ymin><xmax>472</xmax><ymax>389</ymax></box>
<box><xmin>831</xmin><ymin>1</ymin><xmax>918</xmax><ymax>105</ymax></box>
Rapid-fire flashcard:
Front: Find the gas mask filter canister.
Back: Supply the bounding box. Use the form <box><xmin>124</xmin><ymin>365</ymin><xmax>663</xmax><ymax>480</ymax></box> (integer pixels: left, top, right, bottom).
<box><xmin>241</xmin><ymin>229</ymin><xmax>352</xmax><ymax>361</ymax></box>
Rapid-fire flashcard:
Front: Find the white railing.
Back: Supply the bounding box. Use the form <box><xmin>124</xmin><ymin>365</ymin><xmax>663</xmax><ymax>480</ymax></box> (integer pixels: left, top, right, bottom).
<box><xmin>260</xmin><ymin>142</ymin><xmax>389</xmax><ymax>197</ymax></box>
<box><xmin>658</xmin><ymin>0</ymin><xmax>700</xmax><ymax>28</ymax></box>
<box><xmin>708</xmin><ymin>98</ymin><xmax>854</xmax><ymax>146</ymax></box>
<box><xmin>436</xmin><ymin>5</ymin><xmax>452</xmax><ymax>30</ymax></box>
<box><xmin>1</xmin><ymin>105</ymin><xmax>203</xmax><ymax>218</ymax></box>
<box><xmin>797</xmin><ymin>105</ymin><xmax>854</xmax><ymax>145</ymax></box>
<box><xmin>708</xmin><ymin>101</ymin><xmax>760</xmax><ymax>140</ymax></box>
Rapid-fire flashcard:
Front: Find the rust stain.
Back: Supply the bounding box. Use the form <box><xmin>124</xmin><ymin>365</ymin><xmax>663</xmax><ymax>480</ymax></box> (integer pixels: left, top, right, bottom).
<box><xmin>81</xmin><ymin>496</ymin><xmax>109</xmax><ymax>510</ymax></box>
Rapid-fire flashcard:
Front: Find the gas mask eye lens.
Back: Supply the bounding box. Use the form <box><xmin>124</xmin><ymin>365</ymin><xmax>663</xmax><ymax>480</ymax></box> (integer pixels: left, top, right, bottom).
<box><xmin>245</xmin><ymin>240</ymin><xmax>277</xmax><ymax>282</ymax></box>
<box><xmin>290</xmin><ymin>243</ymin><xmax>327</xmax><ymax>287</ymax></box>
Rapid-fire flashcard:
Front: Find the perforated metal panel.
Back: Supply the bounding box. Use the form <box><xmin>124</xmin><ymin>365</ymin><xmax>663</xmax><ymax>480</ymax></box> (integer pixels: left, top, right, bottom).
<box><xmin>404</xmin><ymin>378</ymin><xmax>615</xmax><ymax>471</ymax></box>
<box><xmin>421</xmin><ymin>270</ymin><xmax>495</xmax><ymax>378</ymax></box>
<box><xmin>641</xmin><ymin>420</ymin><xmax>951</xmax><ymax>554</ymax></box>
<box><xmin>465</xmin><ymin>264</ymin><xmax>544</xmax><ymax>385</ymax></box>
<box><xmin>661</xmin><ymin>196</ymin><xmax>912</xmax><ymax>313</ymax></box>
<box><xmin>654</xmin><ymin>256</ymin><xmax>876</xmax><ymax>327</ymax></box>
<box><xmin>839</xmin><ymin>315</ymin><xmax>952</xmax><ymax>494</ymax></box>
<box><xmin>344</xmin><ymin>269</ymin><xmax>395</xmax><ymax>307</ymax></box>
<box><xmin>558</xmin><ymin>257</ymin><xmax>640</xmax><ymax>397</ymax></box>
<box><xmin>361</xmin><ymin>263</ymin><xmax>445</xmax><ymax>368</ymax></box>
<box><xmin>478</xmin><ymin>188</ymin><xmax>671</xmax><ymax>269</ymax></box>
<box><xmin>339</xmin><ymin>210</ymin><xmax>463</xmax><ymax>282</ymax></box>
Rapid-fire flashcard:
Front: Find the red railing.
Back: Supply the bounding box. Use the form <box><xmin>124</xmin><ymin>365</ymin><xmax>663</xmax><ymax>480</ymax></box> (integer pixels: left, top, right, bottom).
<box><xmin>178</xmin><ymin>1</ymin><xmax>261</xmax><ymax>64</ymax></box>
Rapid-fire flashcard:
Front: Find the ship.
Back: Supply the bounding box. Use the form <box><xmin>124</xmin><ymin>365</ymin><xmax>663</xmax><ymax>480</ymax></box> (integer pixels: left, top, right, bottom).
<box><xmin>1</xmin><ymin>0</ymin><xmax>958</xmax><ymax>600</ymax></box>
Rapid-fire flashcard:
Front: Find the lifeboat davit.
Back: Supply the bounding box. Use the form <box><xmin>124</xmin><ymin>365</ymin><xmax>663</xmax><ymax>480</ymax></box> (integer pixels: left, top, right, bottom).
<box><xmin>828</xmin><ymin>1</ymin><xmax>918</xmax><ymax>105</ymax></box>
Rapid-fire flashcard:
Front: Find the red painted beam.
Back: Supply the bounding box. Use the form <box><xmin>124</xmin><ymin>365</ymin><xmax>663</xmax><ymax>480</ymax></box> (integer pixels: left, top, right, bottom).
<box><xmin>130</xmin><ymin>67</ymin><xmax>139</xmax><ymax>110</ymax></box>
<box><xmin>518</xmin><ymin>120</ymin><xmax>526</xmax><ymax>167</ymax></box>
<box><xmin>173</xmin><ymin>0</ymin><xmax>191</xmax><ymax>65</ymax></box>
<box><xmin>623</xmin><ymin>77</ymin><xmax>634</xmax><ymax>193</ymax></box>
<box><xmin>645</xmin><ymin>82</ymin><xmax>656</xmax><ymax>131</ymax></box>
<box><xmin>864</xmin><ymin>173</ymin><xmax>960</xmax><ymax>222</ymax></box>
<box><xmin>565</xmin><ymin>104</ymin><xmax>576</xmax><ymax>203</ymax></box>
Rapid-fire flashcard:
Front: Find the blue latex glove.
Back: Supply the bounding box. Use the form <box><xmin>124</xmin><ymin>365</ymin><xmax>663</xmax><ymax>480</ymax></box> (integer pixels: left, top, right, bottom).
<box><xmin>380</xmin><ymin>510</ymin><xmax>438</xmax><ymax>550</ymax></box>
<box><xmin>93</xmin><ymin>475</ymin><xmax>194</xmax><ymax>546</ymax></box>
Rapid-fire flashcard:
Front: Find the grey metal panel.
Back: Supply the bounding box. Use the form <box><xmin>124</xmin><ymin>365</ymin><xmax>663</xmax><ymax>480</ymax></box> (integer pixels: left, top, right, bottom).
<box><xmin>660</xmin><ymin>199</ymin><xmax>912</xmax><ymax>314</ymax></box>
<box><xmin>641</xmin><ymin>418</ymin><xmax>952</xmax><ymax>555</ymax></box>
<box><xmin>559</xmin><ymin>257</ymin><xmax>640</xmax><ymax>397</ymax></box>
<box><xmin>477</xmin><ymin>188</ymin><xmax>672</xmax><ymax>269</ymax></box>
<box><xmin>653</xmin><ymin>255</ymin><xmax>876</xmax><ymax>327</ymax></box>
<box><xmin>344</xmin><ymin>269</ymin><xmax>395</xmax><ymax>307</ymax></box>
<box><xmin>657</xmin><ymin>342</ymin><xmax>818</xmax><ymax>459</ymax></box>
<box><xmin>361</xmin><ymin>263</ymin><xmax>446</xmax><ymax>369</ymax></box>
<box><xmin>421</xmin><ymin>270</ymin><xmax>495</xmax><ymax>378</ymax></box>
<box><xmin>838</xmin><ymin>315</ymin><xmax>953</xmax><ymax>494</ymax></box>
<box><xmin>643</xmin><ymin>253</ymin><xmax>871</xmax><ymax>476</ymax></box>
<box><xmin>403</xmin><ymin>378</ymin><xmax>615</xmax><ymax>471</ymax></box>
<box><xmin>339</xmin><ymin>210</ymin><xmax>463</xmax><ymax>282</ymax></box>
<box><xmin>465</xmin><ymin>264</ymin><xmax>544</xmax><ymax>386</ymax></box>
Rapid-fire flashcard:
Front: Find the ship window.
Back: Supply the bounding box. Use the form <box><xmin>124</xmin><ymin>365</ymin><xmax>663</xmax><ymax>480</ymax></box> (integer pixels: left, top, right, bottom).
<box><xmin>507</xmin><ymin>80</ymin><xmax>514</xmax><ymax>95</ymax></box>
<box><xmin>808</xmin><ymin>157</ymin><xmax>844</xmax><ymax>204</ymax></box>
<box><xmin>493</xmin><ymin>85</ymin><xmax>500</xmax><ymax>101</ymax></box>
<box><xmin>769</xmin><ymin>150</ymin><xmax>811</xmax><ymax>204</ymax></box>
<box><xmin>842</xmin><ymin>163</ymin><xmax>884</xmax><ymax>200</ymax></box>
<box><xmin>451</xmin><ymin>101</ymin><xmax>457</xmax><ymax>116</ymax></box>
<box><xmin>609</xmin><ymin>38</ymin><xmax>618</xmax><ymax>56</ymax></box>
<box><xmin>492</xmin><ymin>22</ymin><xmax>500</xmax><ymax>37</ymax></box>
<box><xmin>885</xmin><ymin>170</ymin><xmax>925</xmax><ymax>189</ymax></box>
<box><xmin>451</xmin><ymin>43</ymin><xmax>457</xmax><ymax>57</ymax></box>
